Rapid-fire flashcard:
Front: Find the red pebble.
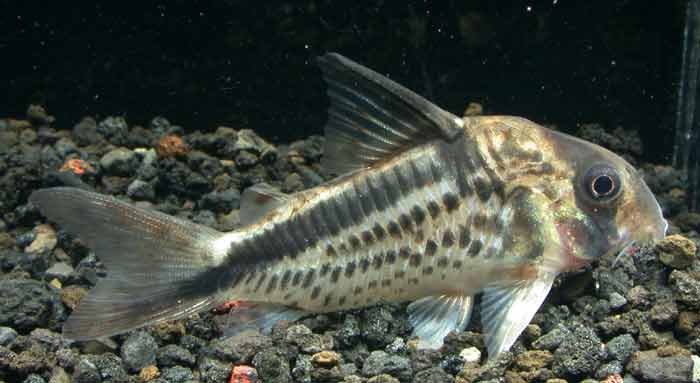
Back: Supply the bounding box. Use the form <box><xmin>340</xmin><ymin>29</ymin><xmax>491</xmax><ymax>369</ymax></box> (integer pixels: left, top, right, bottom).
<box><xmin>230</xmin><ymin>365</ymin><xmax>258</xmax><ymax>383</ymax></box>
<box><xmin>213</xmin><ymin>300</ymin><xmax>251</xmax><ymax>314</ymax></box>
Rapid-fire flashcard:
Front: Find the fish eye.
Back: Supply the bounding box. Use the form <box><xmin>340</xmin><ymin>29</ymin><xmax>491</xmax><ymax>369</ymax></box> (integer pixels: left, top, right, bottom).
<box><xmin>582</xmin><ymin>164</ymin><xmax>622</xmax><ymax>203</ymax></box>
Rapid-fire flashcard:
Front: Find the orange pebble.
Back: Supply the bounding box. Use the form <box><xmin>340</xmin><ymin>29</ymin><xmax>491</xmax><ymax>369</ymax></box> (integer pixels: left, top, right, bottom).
<box><xmin>59</xmin><ymin>159</ymin><xmax>95</xmax><ymax>175</ymax></box>
<box><xmin>156</xmin><ymin>135</ymin><xmax>188</xmax><ymax>158</ymax></box>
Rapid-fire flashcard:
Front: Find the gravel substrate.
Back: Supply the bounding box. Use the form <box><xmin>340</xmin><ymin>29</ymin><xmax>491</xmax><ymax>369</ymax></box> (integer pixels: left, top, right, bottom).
<box><xmin>1</xmin><ymin>105</ymin><xmax>699</xmax><ymax>383</ymax></box>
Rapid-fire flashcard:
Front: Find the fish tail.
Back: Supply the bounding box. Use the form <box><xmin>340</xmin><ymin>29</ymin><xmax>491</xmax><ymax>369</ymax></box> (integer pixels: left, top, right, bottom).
<box><xmin>30</xmin><ymin>187</ymin><xmax>228</xmax><ymax>341</ymax></box>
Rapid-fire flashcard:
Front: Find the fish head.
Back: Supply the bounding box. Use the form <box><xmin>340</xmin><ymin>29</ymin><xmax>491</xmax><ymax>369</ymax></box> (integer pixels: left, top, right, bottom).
<box><xmin>541</xmin><ymin>129</ymin><xmax>668</xmax><ymax>269</ymax></box>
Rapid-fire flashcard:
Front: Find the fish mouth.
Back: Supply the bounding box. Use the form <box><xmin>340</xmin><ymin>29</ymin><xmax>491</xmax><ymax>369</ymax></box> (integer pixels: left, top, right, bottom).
<box><xmin>611</xmin><ymin>240</ymin><xmax>637</xmax><ymax>267</ymax></box>
<box><xmin>609</xmin><ymin>218</ymin><xmax>667</xmax><ymax>268</ymax></box>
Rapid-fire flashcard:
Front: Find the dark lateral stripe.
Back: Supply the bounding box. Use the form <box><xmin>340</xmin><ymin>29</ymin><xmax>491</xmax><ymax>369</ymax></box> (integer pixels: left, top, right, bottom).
<box><xmin>302</xmin><ymin>269</ymin><xmax>316</xmax><ymax>288</ymax></box>
<box><xmin>330</xmin><ymin>193</ymin><xmax>354</xmax><ymax>230</ymax></box>
<box><xmin>317</xmin><ymin>200</ymin><xmax>340</xmax><ymax>237</ymax></box>
<box><xmin>229</xmin><ymin>269</ymin><xmax>246</xmax><ymax>289</ymax></box>
<box><xmin>451</xmin><ymin>141</ymin><xmax>476</xmax><ymax>197</ymax></box>
<box><xmin>380</xmin><ymin>172</ymin><xmax>401</xmax><ymax>207</ymax></box>
<box><xmin>265</xmin><ymin>225</ymin><xmax>289</xmax><ymax>259</ymax></box>
<box><xmin>354</xmin><ymin>178</ymin><xmax>376</xmax><ymax>218</ymax></box>
<box><xmin>297</xmin><ymin>211</ymin><xmax>321</xmax><ymax>248</ymax></box>
<box><xmin>244</xmin><ymin>270</ymin><xmax>257</xmax><ymax>285</ymax></box>
<box><xmin>308</xmin><ymin>203</ymin><xmax>330</xmax><ymax>238</ymax></box>
<box><xmin>280</xmin><ymin>270</ymin><xmax>292</xmax><ymax>289</ymax></box>
<box><xmin>283</xmin><ymin>220</ymin><xmax>307</xmax><ymax>257</ymax></box>
<box><xmin>232</xmin><ymin>153</ymin><xmax>467</xmax><ymax>269</ymax></box>
<box><xmin>258</xmin><ymin>229</ymin><xmax>282</xmax><ymax>261</ymax></box>
<box><xmin>392</xmin><ymin>165</ymin><xmax>412</xmax><ymax>197</ymax></box>
<box><xmin>343</xmin><ymin>189</ymin><xmax>364</xmax><ymax>225</ymax></box>
<box><xmin>429</xmin><ymin>159</ymin><xmax>444</xmax><ymax>185</ymax></box>
<box><xmin>409</xmin><ymin>160</ymin><xmax>427</xmax><ymax>188</ymax></box>
<box><xmin>292</xmin><ymin>270</ymin><xmax>304</xmax><ymax>286</ymax></box>
<box><xmin>271</xmin><ymin>224</ymin><xmax>297</xmax><ymax>258</ymax></box>
<box><xmin>367</xmin><ymin>175</ymin><xmax>390</xmax><ymax>212</ymax></box>
<box><xmin>254</xmin><ymin>272</ymin><xmax>267</xmax><ymax>292</ymax></box>
<box><xmin>287</xmin><ymin>217</ymin><xmax>309</xmax><ymax>254</ymax></box>
<box><xmin>232</xmin><ymin>238</ymin><xmax>255</xmax><ymax>265</ymax></box>
<box><xmin>265</xmin><ymin>274</ymin><xmax>278</xmax><ymax>293</ymax></box>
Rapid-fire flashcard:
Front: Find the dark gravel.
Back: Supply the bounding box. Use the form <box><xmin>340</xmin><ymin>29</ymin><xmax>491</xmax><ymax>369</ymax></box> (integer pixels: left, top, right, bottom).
<box><xmin>0</xmin><ymin>106</ymin><xmax>699</xmax><ymax>382</ymax></box>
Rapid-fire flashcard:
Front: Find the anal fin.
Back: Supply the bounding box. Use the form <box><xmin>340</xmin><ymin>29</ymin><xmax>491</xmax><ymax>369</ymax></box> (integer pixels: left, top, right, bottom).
<box><xmin>218</xmin><ymin>302</ymin><xmax>308</xmax><ymax>337</ymax></box>
<box><xmin>480</xmin><ymin>272</ymin><xmax>555</xmax><ymax>358</ymax></box>
<box><xmin>407</xmin><ymin>294</ymin><xmax>474</xmax><ymax>349</ymax></box>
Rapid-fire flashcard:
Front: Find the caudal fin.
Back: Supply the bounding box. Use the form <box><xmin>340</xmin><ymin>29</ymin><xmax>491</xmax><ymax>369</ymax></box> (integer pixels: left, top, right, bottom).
<box><xmin>30</xmin><ymin>187</ymin><xmax>228</xmax><ymax>340</ymax></box>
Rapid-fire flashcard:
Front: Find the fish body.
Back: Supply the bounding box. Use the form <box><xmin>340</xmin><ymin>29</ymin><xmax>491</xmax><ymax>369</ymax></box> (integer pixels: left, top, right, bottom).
<box><xmin>30</xmin><ymin>53</ymin><xmax>667</xmax><ymax>357</ymax></box>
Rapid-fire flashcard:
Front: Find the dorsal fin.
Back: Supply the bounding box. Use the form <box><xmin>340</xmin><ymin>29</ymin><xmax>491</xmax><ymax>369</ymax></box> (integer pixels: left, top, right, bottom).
<box><xmin>240</xmin><ymin>183</ymin><xmax>290</xmax><ymax>225</ymax></box>
<box><xmin>316</xmin><ymin>53</ymin><xmax>464</xmax><ymax>175</ymax></box>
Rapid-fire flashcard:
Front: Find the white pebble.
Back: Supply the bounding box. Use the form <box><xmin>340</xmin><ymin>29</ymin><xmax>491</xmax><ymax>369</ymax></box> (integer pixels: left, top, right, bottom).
<box><xmin>459</xmin><ymin>347</ymin><xmax>481</xmax><ymax>363</ymax></box>
<box><xmin>692</xmin><ymin>355</ymin><xmax>700</xmax><ymax>383</ymax></box>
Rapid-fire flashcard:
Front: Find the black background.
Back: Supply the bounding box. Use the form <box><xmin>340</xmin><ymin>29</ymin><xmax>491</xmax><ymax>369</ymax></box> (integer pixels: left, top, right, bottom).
<box><xmin>0</xmin><ymin>0</ymin><xmax>685</xmax><ymax>163</ymax></box>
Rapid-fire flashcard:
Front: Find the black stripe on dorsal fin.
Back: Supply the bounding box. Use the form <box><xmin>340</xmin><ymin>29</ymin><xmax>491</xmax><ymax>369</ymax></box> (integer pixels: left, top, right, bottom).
<box><xmin>316</xmin><ymin>53</ymin><xmax>464</xmax><ymax>175</ymax></box>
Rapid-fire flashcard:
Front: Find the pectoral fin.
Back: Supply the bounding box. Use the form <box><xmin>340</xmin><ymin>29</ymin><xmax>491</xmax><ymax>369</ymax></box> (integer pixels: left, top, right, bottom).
<box><xmin>480</xmin><ymin>272</ymin><xmax>555</xmax><ymax>358</ymax></box>
<box><xmin>407</xmin><ymin>294</ymin><xmax>474</xmax><ymax>349</ymax></box>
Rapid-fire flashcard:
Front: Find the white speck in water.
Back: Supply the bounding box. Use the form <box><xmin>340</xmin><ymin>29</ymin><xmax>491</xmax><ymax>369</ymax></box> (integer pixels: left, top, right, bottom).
<box><xmin>553</xmin><ymin>0</ymin><xmax>558</xmax><ymax>4</ymax></box>
<box><xmin>526</xmin><ymin>5</ymin><xmax>532</xmax><ymax>12</ymax></box>
<box><xmin>611</xmin><ymin>60</ymin><xmax>617</xmax><ymax>66</ymax></box>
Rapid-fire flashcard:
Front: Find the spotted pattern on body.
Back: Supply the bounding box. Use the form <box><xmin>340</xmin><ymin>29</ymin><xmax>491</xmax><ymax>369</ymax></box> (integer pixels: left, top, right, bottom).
<box><xmin>229</xmin><ymin>128</ymin><xmax>558</xmax><ymax>311</ymax></box>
